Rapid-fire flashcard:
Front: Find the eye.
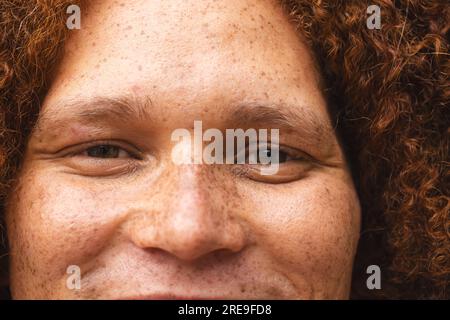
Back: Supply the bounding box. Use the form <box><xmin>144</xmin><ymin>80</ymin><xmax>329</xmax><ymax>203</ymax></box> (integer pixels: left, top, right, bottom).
<box><xmin>82</xmin><ymin>145</ymin><xmax>131</xmax><ymax>159</ymax></box>
<box><xmin>233</xmin><ymin>143</ymin><xmax>315</xmax><ymax>184</ymax></box>
<box><xmin>57</xmin><ymin>141</ymin><xmax>144</xmax><ymax>177</ymax></box>
<box><xmin>256</xmin><ymin>147</ymin><xmax>298</xmax><ymax>164</ymax></box>
<box><xmin>236</xmin><ymin>143</ymin><xmax>306</xmax><ymax>164</ymax></box>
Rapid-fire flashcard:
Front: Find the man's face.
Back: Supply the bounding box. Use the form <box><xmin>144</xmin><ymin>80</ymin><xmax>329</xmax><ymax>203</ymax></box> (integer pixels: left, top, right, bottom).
<box><xmin>6</xmin><ymin>0</ymin><xmax>360</xmax><ymax>299</ymax></box>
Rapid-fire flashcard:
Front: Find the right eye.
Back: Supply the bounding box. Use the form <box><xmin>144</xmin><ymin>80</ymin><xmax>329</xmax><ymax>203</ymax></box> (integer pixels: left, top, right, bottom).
<box><xmin>82</xmin><ymin>145</ymin><xmax>132</xmax><ymax>159</ymax></box>
<box><xmin>58</xmin><ymin>141</ymin><xmax>144</xmax><ymax>177</ymax></box>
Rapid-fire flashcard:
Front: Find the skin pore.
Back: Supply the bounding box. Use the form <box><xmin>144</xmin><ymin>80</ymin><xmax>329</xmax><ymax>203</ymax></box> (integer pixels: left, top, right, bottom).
<box><xmin>6</xmin><ymin>0</ymin><xmax>360</xmax><ymax>299</ymax></box>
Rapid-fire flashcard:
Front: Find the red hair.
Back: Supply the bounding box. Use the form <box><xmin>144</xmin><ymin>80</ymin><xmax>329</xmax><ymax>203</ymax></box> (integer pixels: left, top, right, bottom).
<box><xmin>1</xmin><ymin>0</ymin><xmax>449</xmax><ymax>299</ymax></box>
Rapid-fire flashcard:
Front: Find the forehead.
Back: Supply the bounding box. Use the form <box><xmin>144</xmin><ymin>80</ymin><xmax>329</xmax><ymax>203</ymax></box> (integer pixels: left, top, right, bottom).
<box><xmin>43</xmin><ymin>0</ymin><xmax>327</xmax><ymax>125</ymax></box>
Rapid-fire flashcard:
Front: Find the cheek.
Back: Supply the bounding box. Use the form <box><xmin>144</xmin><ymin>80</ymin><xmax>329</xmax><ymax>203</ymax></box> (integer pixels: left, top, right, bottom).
<box><xmin>7</xmin><ymin>164</ymin><xmax>360</xmax><ymax>299</ymax></box>
<box><xmin>239</xmin><ymin>174</ymin><xmax>361</xmax><ymax>297</ymax></box>
<box><xmin>6</xmin><ymin>169</ymin><xmax>122</xmax><ymax>297</ymax></box>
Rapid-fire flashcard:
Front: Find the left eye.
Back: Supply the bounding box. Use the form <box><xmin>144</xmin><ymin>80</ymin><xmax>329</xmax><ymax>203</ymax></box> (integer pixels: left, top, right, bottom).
<box><xmin>82</xmin><ymin>145</ymin><xmax>131</xmax><ymax>159</ymax></box>
<box><xmin>256</xmin><ymin>148</ymin><xmax>295</xmax><ymax>163</ymax></box>
<box><xmin>240</xmin><ymin>144</ymin><xmax>303</xmax><ymax>164</ymax></box>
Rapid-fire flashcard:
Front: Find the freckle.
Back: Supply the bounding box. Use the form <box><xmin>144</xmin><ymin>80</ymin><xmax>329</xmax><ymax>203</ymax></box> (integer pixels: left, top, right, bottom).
<box><xmin>131</xmin><ymin>84</ymin><xmax>141</xmax><ymax>93</ymax></box>
<box><xmin>138</xmin><ymin>65</ymin><xmax>142</xmax><ymax>71</ymax></box>
<box><xmin>261</xmin><ymin>71</ymin><xmax>266</xmax><ymax>76</ymax></box>
<box><xmin>95</xmin><ymin>64</ymin><xmax>100</xmax><ymax>69</ymax></box>
<box><xmin>92</xmin><ymin>41</ymin><xmax>96</xmax><ymax>47</ymax></box>
<box><xmin>140</xmin><ymin>30</ymin><xmax>145</xmax><ymax>35</ymax></box>
<box><xmin>116</xmin><ymin>23</ymin><xmax>120</xmax><ymax>27</ymax></box>
<box><xmin>126</xmin><ymin>25</ymin><xmax>132</xmax><ymax>30</ymax></box>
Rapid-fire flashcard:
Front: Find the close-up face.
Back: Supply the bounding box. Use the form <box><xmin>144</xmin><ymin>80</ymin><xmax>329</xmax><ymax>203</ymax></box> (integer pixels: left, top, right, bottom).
<box><xmin>6</xmin><ymin>0</ymin><xmax>361</xmax><ymax>299</ymax></box>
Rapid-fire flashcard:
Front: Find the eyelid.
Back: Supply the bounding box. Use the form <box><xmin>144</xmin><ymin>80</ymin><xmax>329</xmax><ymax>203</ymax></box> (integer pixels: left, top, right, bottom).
<box><xmin>244</xmin><ymin>142</ymin><xmax>315</xmax><ymax>162</ymax></box>
<box><xmin>232</xmin><ymin>143</ymin><xmax>319</xmax><ymax>184</ymax></box>
<box><xmin>278</xmin><ymin>145</ymin><xmax>315</xmax><ymax>162</ymax></box>
<box><xmin>58</xmin><ymin>140</ymin><xmax>143</xmax><ymax>160</ymax></box>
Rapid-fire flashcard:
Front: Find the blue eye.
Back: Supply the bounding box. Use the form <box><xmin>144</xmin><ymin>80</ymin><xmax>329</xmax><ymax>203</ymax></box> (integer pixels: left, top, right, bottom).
<box><xmin>235</xmin><ymin>144</ymin><xmax>302</xmax><ymax>165</ymax></box>
<box><xmin>257</xmin><ymin>148</ymin><xmax>294</xmax><ymax>162</ymax></box>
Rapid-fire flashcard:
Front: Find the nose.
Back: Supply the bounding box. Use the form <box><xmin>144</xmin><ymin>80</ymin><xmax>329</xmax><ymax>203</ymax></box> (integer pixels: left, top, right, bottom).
<box><xmin>127</xmin><ymin>165</ymin><xmax>247</xmax><ymax>262</ymax></box>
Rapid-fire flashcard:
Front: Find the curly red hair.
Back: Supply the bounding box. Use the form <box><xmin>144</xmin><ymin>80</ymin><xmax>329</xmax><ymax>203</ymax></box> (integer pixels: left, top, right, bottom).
<box><xmin>0</xmin><ymin>0</ymin><xmax>449</xmax><ymax>299</ymax></box>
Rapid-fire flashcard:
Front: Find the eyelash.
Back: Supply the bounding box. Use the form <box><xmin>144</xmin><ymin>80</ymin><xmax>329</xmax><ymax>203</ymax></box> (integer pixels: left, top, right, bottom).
<box><xmin>61</xmin><ymin>141</ymin><xmax>316</xmax><ymax>182</ymax></box>
<box><xmin>236</xmin><ymin>143</ymin><xmax>311</xmax><ymax>164</ymax></box>
<box><xmin>75</xmin><ymin>141</ymin><xmax>310</xmax><ymax>164</ymax></box>
<box><xmin>68</xmin><ymin>141</ymin><xmax>142</xmax><ymax>160</ymax></box>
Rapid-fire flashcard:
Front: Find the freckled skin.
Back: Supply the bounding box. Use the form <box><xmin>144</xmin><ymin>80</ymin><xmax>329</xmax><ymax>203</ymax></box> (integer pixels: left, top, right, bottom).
<box><xmin>6</xmin><ymin>0</ymin><xmax>360</xmax><ymax>299</ymax></box>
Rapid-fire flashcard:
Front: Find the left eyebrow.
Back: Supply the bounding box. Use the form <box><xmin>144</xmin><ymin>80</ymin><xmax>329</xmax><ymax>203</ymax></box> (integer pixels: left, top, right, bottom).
<box><xmin>228</xmin><ymin>101</ymin><xmax>336</xmax><ymax>148</ymax></box>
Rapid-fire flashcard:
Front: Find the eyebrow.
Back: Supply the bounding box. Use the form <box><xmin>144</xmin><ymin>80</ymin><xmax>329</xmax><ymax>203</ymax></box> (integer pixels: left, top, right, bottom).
<box><xmin>36</xmin><ymin>95</ymin><xmax>154</xmax><ymax>130</ymax></box>
<box><xmin>35</xmin><ymin>95</ymin><xmax>335</xmax><ymax>146</ymax></box>
<box><xmin>230</xmin><ymin>100</ymin><xmax>331</xmax><ymax>134</ymax></box>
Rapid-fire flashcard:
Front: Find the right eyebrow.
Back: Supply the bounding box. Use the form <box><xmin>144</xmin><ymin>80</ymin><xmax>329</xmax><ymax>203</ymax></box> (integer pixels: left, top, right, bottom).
<box><xmin>35</xmin><ymin>95</ymin><xmax>155</xmax><ymax>133</ymax></box>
